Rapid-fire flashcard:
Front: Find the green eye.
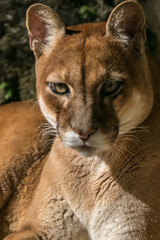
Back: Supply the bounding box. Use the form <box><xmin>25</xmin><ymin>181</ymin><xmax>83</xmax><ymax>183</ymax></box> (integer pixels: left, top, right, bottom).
<box><xmin>48</xmin><ymin>83</ymin><xmax>69</xmax><ymax>95</ymax></box>
<box><xmin>101</xmin><ymin>80</ymin><xmax>123</xmax><ymax>96</ymax></box>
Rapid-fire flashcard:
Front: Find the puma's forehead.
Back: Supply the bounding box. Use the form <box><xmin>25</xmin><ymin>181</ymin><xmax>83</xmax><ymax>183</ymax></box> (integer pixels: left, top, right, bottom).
<box><xmin>36</xmin><ymin>34</ymin><xmax>129</xmax><ymax>87</ymax></box>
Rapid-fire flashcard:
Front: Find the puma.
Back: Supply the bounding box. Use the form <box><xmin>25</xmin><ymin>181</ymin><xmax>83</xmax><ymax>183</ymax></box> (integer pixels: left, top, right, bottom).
<box><xmin>1</xmin><ymin>0</ymin><xmax>160</xmax><ymax>239</ymax></box>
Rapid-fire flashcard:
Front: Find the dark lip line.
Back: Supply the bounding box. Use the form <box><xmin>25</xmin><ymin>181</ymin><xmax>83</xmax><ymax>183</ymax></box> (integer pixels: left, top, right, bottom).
<box><xmin>73</xmin><ymin>145</ymin><xmax>96</xmax><ymax>151</ymax></box>
<box><xmin>62</xmin><ymin>138</ymin><xmax>96</xmax><ymax>149</ymax></box>
<box><xmin>81</xmin><ymin>145</ymin><xmax>93</xmax><ymax>149</ymax></box>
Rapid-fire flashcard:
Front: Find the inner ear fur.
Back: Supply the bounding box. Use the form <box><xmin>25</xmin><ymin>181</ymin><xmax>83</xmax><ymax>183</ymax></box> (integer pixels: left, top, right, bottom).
<box><xmin>26</xmin><ymin>3</ymin><xmax>65</xmax><ymax>59</ymax></box>
<box><xmin>106</xmin><ymin>0</ymin><xmax>146</xmax><ymax>49</ymax></box>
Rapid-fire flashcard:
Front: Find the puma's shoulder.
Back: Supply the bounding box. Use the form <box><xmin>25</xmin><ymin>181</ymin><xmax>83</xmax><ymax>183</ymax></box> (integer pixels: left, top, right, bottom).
<box><xmin>0</xmin><ymin>101</ymin><xmax>52</xmax><ymax>210</ymax></box>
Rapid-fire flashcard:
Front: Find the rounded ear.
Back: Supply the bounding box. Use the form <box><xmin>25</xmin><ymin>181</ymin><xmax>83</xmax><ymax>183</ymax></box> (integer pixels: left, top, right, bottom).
<box><xmin>26</xmin><ymin>3</ymin><xmax>65</xmax><ymax>59</ymax></box>
<box><xmin>106</xmin><ymin>0</ymin><xmax>146</xmax><ymax>49</ymax></box>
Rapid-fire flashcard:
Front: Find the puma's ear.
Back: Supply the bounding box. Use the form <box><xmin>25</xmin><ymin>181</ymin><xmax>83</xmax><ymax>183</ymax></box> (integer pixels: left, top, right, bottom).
<box><xmin>26</xmin><ymin>3</ymin><xmax>65</xmax><ymax>59</ymax></box>
<box><xmin>106</xmin><ymin>0</ymin><xmax>146</xmax><ymax>49</ymax></box>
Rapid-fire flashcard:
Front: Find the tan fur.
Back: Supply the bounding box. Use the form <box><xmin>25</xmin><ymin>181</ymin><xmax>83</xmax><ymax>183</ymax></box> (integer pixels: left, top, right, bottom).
<box><xmin>0</xmin><ymin>101</ymin><xmax>52</xmax><ymax>211</ymax></box>
<box><xmin>1</xmin><ymin>1</ymin><xmax>160</xmax><ymax>239</ymax></box>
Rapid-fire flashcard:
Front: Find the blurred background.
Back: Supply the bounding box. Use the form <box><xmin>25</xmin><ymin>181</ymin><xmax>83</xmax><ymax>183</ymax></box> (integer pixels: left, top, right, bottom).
<box><xmin>0</xmin><ymin>0</ymin><xmax>160</xmax><ymax>104</ymax></box>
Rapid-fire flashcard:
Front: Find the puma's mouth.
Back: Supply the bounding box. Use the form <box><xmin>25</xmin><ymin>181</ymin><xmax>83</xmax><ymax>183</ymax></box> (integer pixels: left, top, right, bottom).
<box><xmin>60</xmin><ymin>128</ymin><xmax>118</xmax><ymax>157</ymax></box>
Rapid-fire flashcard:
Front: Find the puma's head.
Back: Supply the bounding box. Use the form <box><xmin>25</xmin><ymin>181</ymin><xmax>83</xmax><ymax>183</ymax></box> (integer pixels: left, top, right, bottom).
<box><xmin>26</xmin><ymin>0</ymin><xmax>153</xmax><ymax>156</ymax></box>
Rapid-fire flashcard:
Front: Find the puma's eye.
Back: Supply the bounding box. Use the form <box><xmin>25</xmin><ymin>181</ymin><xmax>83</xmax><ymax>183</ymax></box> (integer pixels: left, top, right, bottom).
<box><xmin>101</xmin><ymin>80</ymin><xmax>123</xmax><ymax>96</ymax></box>
<box><xmin>48</xmin><ymin>83</ymin><xmax>69</xmax><ymax>95</ymax></box>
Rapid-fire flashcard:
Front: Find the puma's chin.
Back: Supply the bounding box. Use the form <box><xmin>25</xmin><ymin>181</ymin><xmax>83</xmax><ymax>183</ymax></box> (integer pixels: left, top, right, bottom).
<box><xmin>71</xmin><ymin>143</ymin><xmax>112</xmax><ymax>157</ymax></box>
<box><xmin>73</xmin><ymin>145</ymin><xmax>98</xmax><ymax>157</ymax></box>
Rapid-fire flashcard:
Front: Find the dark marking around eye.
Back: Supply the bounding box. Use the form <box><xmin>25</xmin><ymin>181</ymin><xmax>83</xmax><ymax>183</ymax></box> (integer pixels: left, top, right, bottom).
<box><xmin>101</xmin><ymin>80</ymin><xmax>124</xmax><ymax>97</ymax></box>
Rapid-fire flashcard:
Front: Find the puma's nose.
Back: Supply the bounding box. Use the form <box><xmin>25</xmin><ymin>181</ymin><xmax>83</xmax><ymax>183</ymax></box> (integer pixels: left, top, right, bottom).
<box><xmin>72</xmin><ymin>127</ymin><xmax>97</xmax><ymax>141</ymax></box>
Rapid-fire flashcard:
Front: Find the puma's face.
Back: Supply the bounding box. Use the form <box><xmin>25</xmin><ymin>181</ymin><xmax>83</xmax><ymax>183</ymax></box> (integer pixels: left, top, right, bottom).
<box><xmin>36</xmin><ymin>36</ymin><xmax>153</xmax><ymax>156</ymax></box>
<box><xmin>27</xmin><ymin>1</ymin><xmax>153</xmax><ymax>156</ymax></box>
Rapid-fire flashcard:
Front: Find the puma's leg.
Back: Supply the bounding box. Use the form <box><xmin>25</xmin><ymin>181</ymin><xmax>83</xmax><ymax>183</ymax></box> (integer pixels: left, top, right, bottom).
<box><xmin>3</xmin><ymin>229</ymin><xmax>39</xmax><ymax>240</ymax></box>
<box><xmin>3</xmin><ymin>231</ymin><xmax>90</xmax><ymax>240</ymax></box>
<box><xmin>3</xmin><ymin>229</ymin><xmax>90</xmax><ymax>240</ymax></box>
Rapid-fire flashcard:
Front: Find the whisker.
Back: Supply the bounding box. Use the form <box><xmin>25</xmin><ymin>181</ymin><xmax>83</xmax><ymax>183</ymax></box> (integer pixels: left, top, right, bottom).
<box><xmin>119</xmin><ymin>125</ymin><xmax>150</xmax><ymax>136</ymax></box>
<box><xmin>106</xmin><ymin>64</ymin><xmax>113</xmax><ymax>72</ymax></box>
<box><xmin>38</xmin><ymin>122</ymin><xmax>57</xmax><ymax>144</ymax></box>
<box><xmin>114</xmin><ymin>143</ymin><xmax>134</xmax><ymax>156</ymax></box>
<box><xmin>113</xmin><ymin>143</ymin><xmax>128</xmax><ymax>159</ymax></box>
<box><xmin>118</xmin><ymin>138</ymin><xmax>139</xmax><ymax>144</ymax></box>
<box><xmin>43</xmin><ymin>138</ymin><xmax>55</xmax><ymax>146</ymax></box>
<box><xmin>117</xmin><ymin>133</ymin><xmax>140</xmax><ymax>144</ymax></box>
<box><xmin>110</xmin><ymin>145</ymin><xmax>120</xmax><ymax>159</ymax></box>
<box><xmin>32</xmin><ymin>99</ymin><xmax>39</xmax><ymax>108</ymax></box>
<box><xmin>118</xmin><ymin>133</ymin><xmax>139</xmax><ymax>139</ymax></box>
